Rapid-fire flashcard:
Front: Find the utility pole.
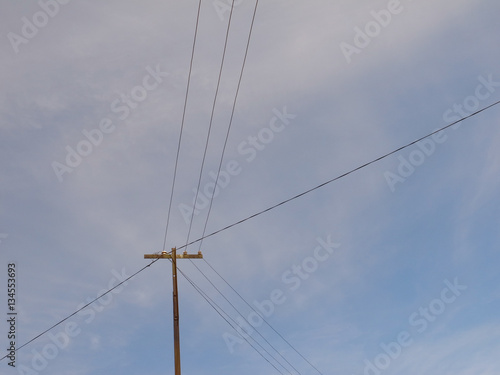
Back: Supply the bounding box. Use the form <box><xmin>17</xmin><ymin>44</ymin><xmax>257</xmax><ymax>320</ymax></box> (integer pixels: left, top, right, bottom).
<box><xmin>144</xmin><ymin>248</ymin><xmax>203</xmax><ymax>375</ymax></box>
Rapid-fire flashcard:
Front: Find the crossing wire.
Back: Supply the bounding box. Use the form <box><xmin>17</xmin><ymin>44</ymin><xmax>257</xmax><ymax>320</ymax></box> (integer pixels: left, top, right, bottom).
<box><xmin>180</xmin><ymin>1</ymin><xmax>303</xmax><ymax>371</ymax></box>
<box><xmin>177</xmin><ymin>99</ymin><xmax>500</xmax><ymax>251</ymax></box>
<box><xmin>162</xmin><ymin>0</ymin><xmax>203</xmax><ymax>252</ymax></box>
<box><xmin>179</xmin><ymin>2</ymin><xmax>316</xmax><ymax>371</ymax></box>
<box><xmin>3</xmin><ymin>99</ymin><xmax>499</xmax><ymax>363</ymax></box>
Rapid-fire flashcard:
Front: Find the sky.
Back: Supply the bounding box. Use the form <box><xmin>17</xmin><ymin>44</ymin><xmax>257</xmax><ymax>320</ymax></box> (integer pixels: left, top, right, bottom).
<box><xmin>1</xmin><ymin>0</ymin><xmax>500</xmax><ymax>374</ymax></box>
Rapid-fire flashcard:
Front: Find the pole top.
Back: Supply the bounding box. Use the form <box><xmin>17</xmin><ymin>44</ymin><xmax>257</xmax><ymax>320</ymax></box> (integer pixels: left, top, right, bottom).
<box><xmin>144</xmin><ymin>251</ymin><xmax>203</xmax><ymax>259</ymax></box>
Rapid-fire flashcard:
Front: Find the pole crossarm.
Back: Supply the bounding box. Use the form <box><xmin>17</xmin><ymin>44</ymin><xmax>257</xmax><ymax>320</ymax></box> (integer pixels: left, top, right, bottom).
<box><xmin>144</xmin><ymin>251</ymin><xmax>203</xmax><ymax>259</ymax></box>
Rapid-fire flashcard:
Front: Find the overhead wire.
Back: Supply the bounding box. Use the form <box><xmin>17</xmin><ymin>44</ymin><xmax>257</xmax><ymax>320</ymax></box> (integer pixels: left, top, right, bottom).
<box><xmin>196</xmin><ymin>0</ymin><xmax>260</xmax><ymax>253</ymax></box>
<box><xmin>0</xmin><ymin>258</ymin><xmax>161</xmax><ymax>362</ymax></box>
<box><xmin>0</xmin><ymin>0</ymin><xmax>204</xmax><ymax>362</ymax></box>
<box><xmin>202</xmin><ymin>257</ymin><xmax>324</xmax><ymax>375</ymax></box>
<box><xmin>175</xmin><ymin>263</ymin><xmax>291</xmax><ymax>374</ymax></box>
<box><xmin>188</xmin><ymin>258</ymin><xmax>302</xmax><ymax>374</ymax></box>
<box><xmin>3</xmin><ymin>98</ymin><xmax>499</xmax><ymax>363</ymax></box>
<box><xmin>162</xmin><ymin>0</ymin><xmax>203</xmax><ymax>252</ymax></box>
<box><xmin>184</xmin><ymin>0</ymin><xmax>237</xmax><ymax>251</ymax></box>
<box><xmin>177</xmin><ymin>98</ymin><xmax>500</xmax><ymax>251</ymax></box>
<box><xmin>177</xmin><ymin>2</ymin><xmax>302</xmax><ymax>371</ymax></box>
<box><xmin>178</xmin><ymin>1</ymin><xmax>312</xmax><ymax>371</ymax></box>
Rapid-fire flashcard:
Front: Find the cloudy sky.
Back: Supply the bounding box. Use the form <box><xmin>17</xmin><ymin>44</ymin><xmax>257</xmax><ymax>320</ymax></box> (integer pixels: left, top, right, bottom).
<box><xmin>1</xmin><ymin>1</ymin><xmax>500</xmax><ymax>374</ymax></box>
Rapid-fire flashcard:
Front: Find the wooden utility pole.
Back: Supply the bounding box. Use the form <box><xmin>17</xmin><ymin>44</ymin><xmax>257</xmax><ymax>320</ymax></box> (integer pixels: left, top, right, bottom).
<box><xmin>144</xmin><ymin>248</ymin><xmax>203</xmax><ymax>375</ymax></box>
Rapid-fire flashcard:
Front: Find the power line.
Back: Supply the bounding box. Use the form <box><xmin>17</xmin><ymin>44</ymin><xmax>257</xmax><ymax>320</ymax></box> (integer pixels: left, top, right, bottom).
<box><xmin>188</xmin><ymin>258</ymin><xmax>302</xmax><ymax>374</ymax></box>
<box><xmin>203</xmin><ymin>258</ymin><xmax>324</xmax><ymax>375</ymax></box>
<box><xmin>197</xmin><ymin>0</ymin><xmax>260</xmax><ymax>252</ymax></box>
<box><xmin>180</xmin><ymin>2</ymin><xmax>305</xmax><ymax>371</ymax></box>
<box><xmin>0</xmin><ymin>258</ymin><xmax>161</xmax><ymax>362</ymax></box>
<box><xmin>179</xmin><ymin>2</ymin><xmax>302</xmax><ymax>366</ymax></box>
<box><xmin>179</xmin><ymin>3</ymin><xmax>299</xmax><ymax>368</ymax></box>
<box><xmin>176</xmin><ymin>264</ymin><xmax>291</xmax><ymax>375</ymax></box>
<box><xmin>3</xmin><ymin>99</ymin><xmax>498</xmax><ymax>363</ymax></box>
<box><xmin>162</xmin><ymin>0</ymin><xmax>203</xmax><ymax>252</ymax></box>
<box><xmin>185</xmin><ymin>0</ymin><xmax>237</xmax><ymax>250</ymax></box>
<box><xmin>0</xmin><ymin>1</ymin><xmax>206</xmax><ymax>361</ymax></box>
<box><xmin>177</xmin><ymin>99</ymin><xmax>500</xmax><ymax>251</ymax></box>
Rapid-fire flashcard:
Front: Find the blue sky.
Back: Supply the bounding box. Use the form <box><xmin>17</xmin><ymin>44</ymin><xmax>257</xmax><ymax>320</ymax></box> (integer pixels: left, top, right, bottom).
<box><xmin>1</xmin><ymin>1</ymin><xmax>500</xmax><ymax>374</ymax></box>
